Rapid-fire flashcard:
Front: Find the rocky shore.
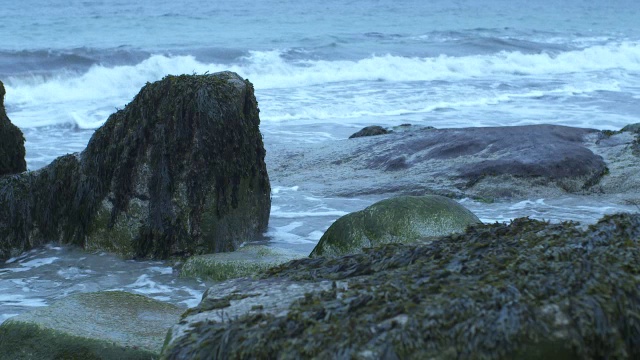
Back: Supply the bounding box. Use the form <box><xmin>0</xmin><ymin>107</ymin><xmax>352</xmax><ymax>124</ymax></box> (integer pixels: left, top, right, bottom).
<box><xmin>1</xmin><ymin>73</ymin><xmax>639</xmax><ymax>359</ymax></box>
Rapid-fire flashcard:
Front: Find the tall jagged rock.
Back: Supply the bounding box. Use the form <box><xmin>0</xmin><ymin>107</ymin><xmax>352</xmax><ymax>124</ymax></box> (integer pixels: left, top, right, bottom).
<box><xmin>0</xmin><ymin>71</ymin><xmax>271</xmax><ymax>260</ymax></box>
<box><xmin>0</xmin><ymin>80</ymin><xmax>26</xmax><ymax>176</ymax></box>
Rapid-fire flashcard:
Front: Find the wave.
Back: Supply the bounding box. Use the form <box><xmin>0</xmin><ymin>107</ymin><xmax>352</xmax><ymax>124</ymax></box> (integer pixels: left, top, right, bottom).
<box><xmin>3</xmin><ymin>41</ymin><xmax>639</xmax><ymax>129</ymax></box>
<box><xmin>0</xmin><ymin>47</ymin><xmax>152</xmax><ymax>78</ymax></box>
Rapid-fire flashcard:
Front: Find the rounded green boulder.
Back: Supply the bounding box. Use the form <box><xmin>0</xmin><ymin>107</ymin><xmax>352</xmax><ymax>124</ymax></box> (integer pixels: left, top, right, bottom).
<box><xmin>310</xmin><ymin>195</ymin><xmax>480</xmax><ymax>258</ymax></box>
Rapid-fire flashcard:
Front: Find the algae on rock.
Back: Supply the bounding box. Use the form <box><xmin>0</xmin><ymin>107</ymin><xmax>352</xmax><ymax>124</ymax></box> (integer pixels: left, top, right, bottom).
<box><xmin>0</xmin><ymin>80</ymin><xmax>26</xmax><ymax>177</ymax></box>
<box><xmin>180</xmin><ymin>245</ymin><xmax>305</xmax><ymax>281</ymax></box>
<box><xmin>0</xmin><ymin>291</ymin><xmax>184</xmax><ymax>360</ymax></box>
<box><xmin>162</xmin><ymin>212</ymin><xmax>640</xmax><ymax>359</ymax></box>
<box><xmin>310</xmin><ymin>195</ymin><xmax>480</xmax><ymax>258</ymax></box>
<box><xmin>0</xmin><ymin>72</ymin><xmax>271</xmax><ymax>261</ymax></box>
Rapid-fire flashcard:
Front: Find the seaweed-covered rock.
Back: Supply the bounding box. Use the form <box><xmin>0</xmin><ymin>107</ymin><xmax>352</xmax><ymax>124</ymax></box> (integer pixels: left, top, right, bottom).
<box><xmin>180</xmin><ymin>245</ymin><xmax>305</xmax><ymax>281</ymax></box>
<box><xmin>0</xmin><ymin>80</ymin><xmax>26</xmax><ymax>176</ymax></box>
<box><xmin>162</xmin><ymin>212</ymin><xmax>640</xmax><ymax>359</ymax></box>
<box><xmin>0</xmin><ymin>291</ymin><xmax>183</xmax><ymax>359</ymax></box>
<box><xmin>310</xmin><ymin>195</ymin><xmax>480</xmax><ymax>258</ymax></box>
<box><xmin>620</xmin><ymin>123</ymin><xmax>640</xmax><ymax>156</ymax></box>
<box><xmin>348</xmin><ymin>125</ymin><xmax>389</xmax><ymax>139</ymax></box>
<box><xmin>621</xmin><ymin>122</ymin><xmax>640</xmax><ymax>134</ymax></box>
<box><xmin>0</xmin><ymin>72</ymin><xmax>271</xmax><ymax>260</ymax></box>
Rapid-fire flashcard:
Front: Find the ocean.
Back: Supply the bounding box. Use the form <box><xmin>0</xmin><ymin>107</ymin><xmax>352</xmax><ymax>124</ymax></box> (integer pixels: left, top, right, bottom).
<box><xmin>1</xmin><ymin>0</ymin><xmax>640</xmax><ymax>323</ymax></box>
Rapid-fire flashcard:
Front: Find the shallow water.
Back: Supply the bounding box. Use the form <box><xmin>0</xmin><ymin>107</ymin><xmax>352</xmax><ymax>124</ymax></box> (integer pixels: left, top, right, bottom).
<box><xmin>0</xmin><ymin>244</ymin><xmax>209</xmax><ymax>324</ymax></box>
<box><xmin>2</xmin><ymin>178</ymin><xmax>636</xmax><ymax>325</ymax></box>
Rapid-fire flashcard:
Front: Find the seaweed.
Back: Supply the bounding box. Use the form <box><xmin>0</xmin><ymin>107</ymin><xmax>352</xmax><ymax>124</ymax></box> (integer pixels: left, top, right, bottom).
<box><xmin>0</xmin><ymin>72</ymin><xmax>271</xmax><ymax>261</ymax></box>
<box><xmin>163</xmin><ymin>213</ymin><xmax>640</xmax><ymax>359</ymax></box>
<box><xmin>0</xmin><ymin>80</ymin><xmax>26</xmax><ymax>176</ymax></box>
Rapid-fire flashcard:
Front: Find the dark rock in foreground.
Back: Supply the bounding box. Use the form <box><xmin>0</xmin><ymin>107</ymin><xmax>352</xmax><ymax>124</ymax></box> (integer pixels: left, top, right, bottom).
<box><xmin>0</xmin><ymin>80</ymin><xmax>26</xmax><ymax>176</ymax></box>
<box><xmin>0</xmin><ymin>72</ymin><xmax>271</xmax><ymax>261</ymax></box>
<box><xmin>269</xmin><ymin>124</ymin><xmax>640</xmax><ymax>201</ymax></box>
<box><xmin>162</xmin><ymin>212</ymin><xmax>640</xmax><ymax>359</ymax></box>
<box><xmin>310</xmin><ymin>195</ymin><xmax>480</xmax><ymax>258</ymax></box>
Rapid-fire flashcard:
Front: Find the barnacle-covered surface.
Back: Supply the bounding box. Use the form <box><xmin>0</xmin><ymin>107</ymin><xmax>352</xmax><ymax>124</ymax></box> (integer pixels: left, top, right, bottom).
<box><xmin>163</xmin><ymin>212</ymin><xmax>640</xmax><ymax>359</ymax></box>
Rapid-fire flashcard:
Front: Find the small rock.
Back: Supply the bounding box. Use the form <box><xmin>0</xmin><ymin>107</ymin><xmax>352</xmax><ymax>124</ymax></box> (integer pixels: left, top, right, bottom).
<box><xmin>349</xmin><ymin>125</ymin><xmax>389</xmax><ymax>139</ymax></box>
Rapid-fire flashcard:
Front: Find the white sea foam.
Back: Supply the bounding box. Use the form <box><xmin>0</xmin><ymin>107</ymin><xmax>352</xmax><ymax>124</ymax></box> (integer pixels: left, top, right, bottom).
<box><xmin>125</xmin><ymin>274</ymin><xmax>175</xmax><ymax>295</ymax></box>
<box><xmin>4</xmin><ymin>257</ymin><xmax>60</xmax><ymax>273</ymax></box>
<box><xmin>177</xmin><ymin>287</ymin><xmax>207</xmax><ymax>308</ymax></box>
<box><xmin>509</xmin><ymin>199</ymin><xmax>547</xmax><ymax>210</ymax></box>
<box><xmin>56</xmin><ymin>267</ymin><xmax>93</xmax><ymax>280</ymax></box>
<box><xmin>4</xmin><ymin>41</ymin><xmax>639</xmax><ymax>129</ymax></box>
<box><xmin>0</xmin><ymin>294</ymin><xmax>47</xmax><ymax>307</ymax></box>
<box><xmin>266</xmin><ymin>222</ymin><xmax>317</xmax><ymax>245</ymax></box>
<box><xmin>271</xmin><ymin>186</ymin><xmax>300</xmax><ymax>195</ymax></box>
<box><xmin>148</xmin><ymin>266</ymin><xmax>174</xmax><ymax>275</ymax></box>
<box><xmin>307</xmin><ymin>231</ymin><xmax>325</xmax><ymax>241</ymax></box>
<box><xmin>271</xmin><ymin>210</ymin><xmax>350</xmax><ymax>218</ymax></box>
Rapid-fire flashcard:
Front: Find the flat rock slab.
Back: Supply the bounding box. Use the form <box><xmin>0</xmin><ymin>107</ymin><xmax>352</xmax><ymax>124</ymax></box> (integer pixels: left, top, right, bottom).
<box><xmin>180</xmin><ymin>245</ymin><xmax>306</xmax><ymax>281</ymax></box>
<box><xmin>162</xmin><ymin>276</ymin><xmax>335</xmax><ymax>358</ymax></box>
<box><xmin>268</xmin><ymin>124</ymin><xmax>637</xmax><ymax>201</ymax></box>
<box><xmin>0</xmin><ymin>291</ymin><xmax>183</xmax><ymax>359</ymax></box>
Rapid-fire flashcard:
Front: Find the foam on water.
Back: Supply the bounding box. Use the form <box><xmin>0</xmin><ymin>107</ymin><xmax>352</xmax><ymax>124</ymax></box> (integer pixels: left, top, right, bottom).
<box><xmin>265</xmin><ymin>186</ymin><xmax>383</xmax><ymax>254</ymax></box>
<box><xmin>0</xmin><ymin>294</ymin><xmax>48</xmax><ymax>308</ymax></box>
<box><xmin>4</xmin><ymin>41</ymin><xmax>639</xmax><ymax>130</ymax></box>
<box><xmin>0</xmin><ymin>245</ymin><xmax>212</xmax><ymax>325</ymax></box>
<box><xmin>459</xmin><ymin>197</ymin><xmax>639</xmax><ymax>224</ymax></box>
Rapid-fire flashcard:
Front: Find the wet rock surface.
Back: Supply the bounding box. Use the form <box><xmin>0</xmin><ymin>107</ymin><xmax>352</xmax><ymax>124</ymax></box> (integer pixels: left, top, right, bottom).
<box><xmin>0</xmin><ymin>291</ymin><xmax>183</xmax><ymax>360</ymax></box>
<box><xmin>348</xmin><ymin>125</ymin><xmax>389</xmax><ymax>138</ymax></box>
<box><xmin>268</xmin><ymin>124</ymin><xmax>639</xmax><ymax>202</ymax></box>
<box><xmin>0</xmin><ymin>72</ymin><xmax>271</xmax><ymax>261</ymax></box>
<box><xmin>0</xmin><ymin>80</ymin><xmax>26</xmax><ymax>177</ymax></box>
<box><xmin>162</xmin><ymin>212</ymin><xmax>640</xmax><ymax>359</ymax></box>
<box><xmin>310</xmin><ymin>195</ymin><xmax>480</xmax><ymax>258</ymax></box>
<box><xmin>180</xmin><ymin>245</ymin><xmax>305</xmax><ymax>281</ymax></box>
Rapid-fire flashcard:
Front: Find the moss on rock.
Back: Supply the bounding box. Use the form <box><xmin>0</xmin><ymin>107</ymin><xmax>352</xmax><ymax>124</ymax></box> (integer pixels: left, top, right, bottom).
<box><xmin>0</xmin><ymin>291</ymin><xmax>184</xmax><ymax>359</ymax></box>
<box><xmin>162</xmin><ymin>212</ymin><xmax>640</xmax><ymax>359</ymax></box>
<box><xmin>180</xmin><ymin>245</ymin><xmax>305</xmax><ymax>281</ymax></box>
<box><xmin>310</xmin><ymin>195</ymin><xmax>480</xmax><ymax>258</ymax></box>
